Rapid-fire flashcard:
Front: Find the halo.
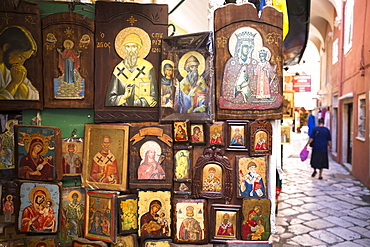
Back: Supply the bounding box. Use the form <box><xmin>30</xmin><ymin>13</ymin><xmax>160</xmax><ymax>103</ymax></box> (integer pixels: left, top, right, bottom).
<box><xmin>68</xmin><ymin>190</ymin><xmax>82</xmax><ymax>202</ymax></box>
<box><xmin>6</xmin><ymin>195</ymin><xmax>13</xmax><ymax>201</ymax></box>
<box><xmin>24</xmin><ymin>133</ymin><xmax>50</xmax><ymax>157</ymax></box>
<box><xmin>44</xmin><ymin>198</ymin><xmax>54</xmax><ymax>207</ymax></box>
<box><xmin>29</xmin><ymin>186</ymin><xmax>50</xmax><ymax>203</ymax></box>
<box><xmin>115</xmin><ymin>27</ymin><xmax>151</xmax><ymax>60</ymax></box>
<box><xmin>5</xmin><ymin>119</ymin><xmax>18</xmax><ymax>132</ymax></box>
<box><xmin>161</xmin><ymin>60</ymin><xmax>175</xmax><ymax>76</ymax></box>
<box><xmin>139</xmin><ymin>141</ymin><xmax>162</xmax><ymax>161</ymax></box>
<box><xmin>63</xmin><ymin>39</ymin><xmax>74</xmax><ymax>49</ymax></box>
<box><xmin>64</xmin><ymin>142</ymin><xmax>78</xmax><ymax>153</ymax></box>
<box><xmin>228</xmin><ymin>26</ymin><xmax>263</xmax><ymax>59</ymax></box>
<box><xmin>178</xmin><ymin>51</ymin><xmax>205</xmax><ymax>78</ymax></box>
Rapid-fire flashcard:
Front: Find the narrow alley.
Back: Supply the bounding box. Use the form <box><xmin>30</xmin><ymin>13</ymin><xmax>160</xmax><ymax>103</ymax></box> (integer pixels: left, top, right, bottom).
<box><xmin>272</xmin><ymin>131</ymin><xmax>370</xmax><ymax>246</ymax></box>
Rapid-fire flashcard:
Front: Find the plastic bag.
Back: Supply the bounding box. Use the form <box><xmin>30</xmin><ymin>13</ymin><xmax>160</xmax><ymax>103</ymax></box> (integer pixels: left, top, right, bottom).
<box><xmin>300</xmin><ymin>147</ymin><xmax>309</xmax><ymax>161</ymax></box>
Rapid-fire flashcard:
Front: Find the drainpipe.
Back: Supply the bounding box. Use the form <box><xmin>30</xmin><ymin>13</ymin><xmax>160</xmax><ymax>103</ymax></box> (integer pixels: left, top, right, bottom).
<box><xmin>337</xmin><ymin>0</ymin><xmax>346</xmax><ymax>164</ymax></box>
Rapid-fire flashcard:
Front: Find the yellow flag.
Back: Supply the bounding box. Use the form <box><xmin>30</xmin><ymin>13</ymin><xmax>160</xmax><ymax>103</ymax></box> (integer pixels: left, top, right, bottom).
<box><xmin>272</xmin><ymin>0</ymin><xmax>289</xmax><ymax>40</ymax></box>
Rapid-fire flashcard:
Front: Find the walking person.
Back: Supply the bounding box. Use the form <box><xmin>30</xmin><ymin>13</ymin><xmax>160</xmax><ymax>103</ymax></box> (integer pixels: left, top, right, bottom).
<box><xmin>304</xmin><ymin>118</ymin><xmax>332</xmax><ymax>180</ymax></box>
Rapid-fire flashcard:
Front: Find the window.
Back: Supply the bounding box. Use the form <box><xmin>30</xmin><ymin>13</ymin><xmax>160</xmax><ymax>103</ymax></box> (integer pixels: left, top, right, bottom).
<box><xmin>357</xmin><ymin>94</ymin><xmax>366</xmax><ymax>140</ymax></box>
<box><xmin>344</xmin><ymin>0</ymin><xmax>354</xmax><ymax>54</ymax></box>
<box><xmin>332</xmin><ymin>38</ymin><xmax>338</xmax><ymax>64</ymax></box>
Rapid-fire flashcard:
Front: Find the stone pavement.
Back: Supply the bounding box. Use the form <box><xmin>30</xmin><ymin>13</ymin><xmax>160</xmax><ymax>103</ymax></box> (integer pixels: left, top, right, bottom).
<box><xmin>271</xmin><ymin>131</ymin><xmax>370</xmax><ymax>247</ymax></box>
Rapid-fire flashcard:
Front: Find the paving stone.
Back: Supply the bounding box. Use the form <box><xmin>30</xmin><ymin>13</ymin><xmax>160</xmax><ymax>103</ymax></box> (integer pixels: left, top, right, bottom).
<box><xmin>297</xmin><ymin>213</ymin><xmax>319</xmax><ymax>221</ymax></box>
<box><xmin>288</xmin><ymin>224</ymin><xmax>313</xmax><ymax>235</ymax></box>
<box><xmin>314</xmin><ymin>195</ymin><xmax>339</xmax><ymax>202</ymax></box>
<box><xmin>278</xmin><ymin>208</ymin><xmax>300</xmax><ymax>216</ymax></box>
<box><xmin>331</xmin><ymin>195</ymin><xmax>370</xmax><ymax>206</ymax></box>
<box><xmin>353</xmin><ymin>207</ymin><xmax>370</xmax><ymax>216</ymax></box>
<box><xmin>275</xmin><ymin>225</ymin><xmax>286</xmax><ymax>234</ymax></box>
<box><xmin>325</xmin><ymin>216</ymin><xmax>355</xmax><ymax>227</ymax></box>
<box><xmin>280</xmin><ymin>232</ymin><xmax>294</xmax><ymax>239</ymax></box>
<box><xmin>327</xmin><ymin>227</ymin><xmax>362</xmax><ymax>240</ymax></box>
<box><xmin>317</xmin><ymin>200</ymin><xmax>346</xmax><ymax>210</ymax></box>
<box><xmin>301</xmin><ymin>203</ymin><xmax>325</xmax><ymax>211</ymax></box>
<box><xmin>353</xmin><ymin>239</ymin><xmax>370</xmax><ymax>247</ymax></box>
<box><xmin>290</xmin><ymin>234</ymin><xmax>326</xmax><ymax>246</ymax></box>
<box><xmin>331</xmin><ymin>241</ymin><xmax>364</xmax><ymax>247</ymax></box>
<box><xmin>309</xmin><ymin>229</ymin><xmax>344</xmax><ymax>244</ymax></box>
<box><xmin>278</xmin><ymin>202</ymin><xmax>292</xmax><ymax>210</ymax></box>
<box><xmin>318</xmin><ymin>208</ymin><xmax>345</xmax><ymax>217</ymax></box>
<box><xmin>290</xmin><ymin>218</ymin><xmax>304</xmax><ymax>224</ymax></box>
<box><xmin>341</xmin><ymin>216</ymin><xmax>370</xmax><ymax>227</ymax></box>
<box><xmin>312</xmin><ymin>211</ymin><xmax>329</xmax><ymax>218</ymax></box>
<box><xmin>276</xmin><ymin>217</ymin><xmax>289</xmax><ymax>226</ymax></box>
<box><xmin>348</xmin><ymin>226</ymin><xmax>370</xmax><ymax>237</ymax></box>
<box><xmin>303</xmin><ymin>218</ymin><xmax>335</xmax><ymax>229</ymax></box>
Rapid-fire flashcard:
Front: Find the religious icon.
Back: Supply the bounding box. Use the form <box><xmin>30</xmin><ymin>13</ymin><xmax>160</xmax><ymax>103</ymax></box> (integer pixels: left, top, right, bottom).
<box><xmin>26</xmin><ymin>236</ymin><xmax>57</xmax><ymax>247</ymax></box>
<box><xmin>62</xmin><ymin>138</ymin><xmax>83</xmax><ymax>176</ymax></box>
<box><xmin>202</xmin><ymin>164</ymin><xmax>222</xmax><ymax>192</ymax></box>
<box><xmin>281</xmin><ymin>126</ymin><xmax>291</xmax><ymax>144</ymax></box>
<box><xmin>113</xmin><ymin>234</ymin><xmax>138</xmax><ymax>247</ymax></box>
<box><xmin>138</xmin><ymin>191</ymin><xmax>171</xmax><ymax>239</ymax></box>
<box><xmin>15</xmin><ymin>125</ymin><xmax>62</xmax><ymax>181</ymax></box>
<box><xmin>160</xmin><ymin>32</ymin><xmax>214</xmax><ymax>123</ymax></box>
<box><xmin>219</xmin><ymin>26</ymin><xmax>282</xmax><ymax>110</ymax></box>
<box><xmin>105</xmin><ymin>27</ymin><xmax>158</xmax><ymax>107</ymax></box>
<box><xmin>190</xmin><ymin>124</ymin><xmax>205</xmax><ymax>144</ymax></box>
<box><xmin>249</xmin><ymin>119</ymin><xmax>272</xmax><ymax>156</ymax></box>
<box><xmin>237</xmin><ymin>156</ymin><xmax>267</xmax><ymax>198</ymax></box>
<box><xmin>59</xmin><ymin>187</ymin><xmax>85</xmax><ymax>246</ymax></box>
<box><xmin>0</xmin><ymin>119</ymin><xmax>18</xmax><ymax>177</ymax></box>
<box><xmin>174</xmin><ymin>149</ymin><xmax>191</xmax><ymax>180</ymax></box>
<box><xmin>72</xmin><ymin>237</ymin><xmax>108</xmax><ymax>247</ymax></box>
<box><xmin>0</xmin><ymin>26</ymin><xmax>40</xmax><ymax>101</ymax></box>
<box><xmin>173</xmin><ymin>199</ymin><xmax>207</xmax><ymax>244</ymax></box>
<box><xmin>84</xmin><ymin>190</ymin><xmax>118</xmax><ymax>243</ymax></box>
<box><xmin>137</xmin><ymin>141</ymin><xmax>165</xmax><ymax>180</ymax></box>
<box><xmin>118</xmin><ymin>194</ymin><xmax>138</xmax><ymax>235</ymax></box>
<box><xmin>18</xmin><ymin>181</ymin><xmax>61</xmax><ymax>233</ymax></box>
<box><xmin>226</xmin><ymin>120</ymin><xmax>249</xmax><ymax>151</ymax></box>
<box><xmin>54</xmin><ymin>39</ymin><xmax>85</xmax><ymax>99</ymax></box>
<box><xmin>241</xmin><ymin>199</ymin><xmax>271</xmax><ymax>241</ymax></box>
<box><xmin>142</xmin><ymin>239</ymin><xmax>172</xmax><ymax>247</ymax></box>
<box><xmin>211</xmin><ymin>204</ymin><xmax>241</xmax><ymax>243</ymax></box>
<box><xmin>174</xmin><ymin>121</ymin><xmax>189</xmax><ymax>142</ymax></box>
<box><xmin>160</xmin><ymin>60</ymin><xmax>177</xmax><ymax>108</ymax></box>
<box><xmin>209</xmin><ymin>122</ymin><xmax>224</xmax><ymax>146</ymax></box>
<box><xmin>0</xmin><ymin>180</ymin><xmax>17</xmax><ymax>223</ymax></box>
<box><xmin>129</xmin><ymin>125</ymin><xmax>173</xmax><ymax>190</ymax></box>
<box><xmin>82</xmin><ymin>124</ymin><xmax>129</xmax><ymax>191</ymax></box>
<box><xmin>0</xmin><ymin>225</ymin><xmax>27</xmax><ymax>246</ymax></box>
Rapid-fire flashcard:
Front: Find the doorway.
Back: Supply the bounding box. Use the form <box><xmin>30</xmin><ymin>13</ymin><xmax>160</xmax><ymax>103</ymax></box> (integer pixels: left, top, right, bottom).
<box><xmin>342</xmin><ymin>102</ymin><xmax>353</xmax><ymax>165</ymax></box>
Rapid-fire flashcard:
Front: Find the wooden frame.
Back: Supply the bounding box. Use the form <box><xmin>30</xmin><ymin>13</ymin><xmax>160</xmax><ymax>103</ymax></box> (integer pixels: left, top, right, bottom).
<box><xmin>249</xmin><ymin>119</ymin><xmax>272</xmax><ymax>156</ymax></box>
<box><xmin>210</xmin><ymin>204</ymin><xmax>241</xmax><ymax>243</ymax></box>
<box><xmin>42</xmin><ymin>12</ymin><xmax>94</xmax><ymax>108</ymax></box>
<box><xmin>159</xmin><ymin>32</ymin><xmax>214</xmax><ymax>123</ymax></box>
<box><xmin>117</xmin><ymin>194</ymin><xmax>138</xmax><ymax>235</ymax></box>
<box><xmin>214</xmin><ymin>3</ymin><xmax>284</xmax><ymax>120</ymax></box>
<box><xmin>0</xmin><ymin>1</ymin><xmax>43</xmax><ymax>110</ymax></box>
<box><xmin>226</xmin><ymin>241</ymin><xmax>272</xmax><ymax>247</ymax></box>
<box><xmin>62</xmin><ymin>137</ymin><xmax>83</xmax><ymax>177</ymax></box>
<box><xmin>173</xmin><ymin>121</ymin><xmax>190</xmax><ymax>143</ymax></box>
<box><xmin>241</xmin><ymin>198</ymin><xmax>271</xmax><ymax>241</ymax></box>
<box><xmin>236</xmin><ymin>156</ymin><xmax>267</xmax><ymax>199</ymax></box>
<box><xmin>84</xmin><ymin>190</ymin><xmax>117</xmax><ymax>243</ymax></box>
<box><xmin>138</xmin><ymin>190</ymin><xmax>171</xmax><ymax>239</ymax></box>
<box><xmin>226</xmin><ymin>120</ymin><xmax>249</xmax><ymax>151</ymax></box>
<box><xmin>82</xmin><ymin>124</ymin><xmax>129</xmax><ymax>191</ymax></box>
<box><xmin>281</xmin><ymin>126</ymin><xmax>291</xmax><ymax>144</ymax></box>
<box><xmin>192</xmin><ymin>146</ymin><xmax>232</xmax><ymax>201</ymax></box>
<box><xmin>59</xmin><ymin>186</ymin><xmax>86</xmax><ymax>246</ymax></box>
<box><xmin>129</xmin><ymin>124</ymin><xmax>173</xmax><ymax>190</ymax></box>
<box><xmin>15</xmin><ymin>125</ymin><xmax>62</xmax><ymax>181</ymax></box>
<box><xmin>16</xmin><ymin>180</ymin><xmax>62</xmax><ymax>234</ymax></box>
<box><xmin>190</xmin><ymin>123</ymin><xmax>206</xmax><ymax>145</ymax></box>
<box><xmin>0</xmin><ymin>224</ymin><xmax>27</xmax><ymax>246</ymax></box>
<box><xmin>94</xmin><ymin>2</ymin><xmax>168</xmax><ymax>122</ymax></box>
<box><xmin>208</xmin><ymin>121</ymin><xmax>225</xmax><ymax>146</ymax></box>
<box><xmin>173</xmin><ymin>199</ymin><xmax>208</xmax><ymax>244</ymax></box>
<box><xmin>283</xmin><ymin>91</ymin><xmax>295</xmax><ymax>118</ymax></box>
<box><xmin>142</xmin><ymin>239</ymin><xmax>172</xmax><ymax>246</ymax></box>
